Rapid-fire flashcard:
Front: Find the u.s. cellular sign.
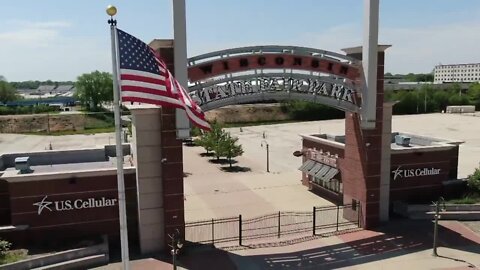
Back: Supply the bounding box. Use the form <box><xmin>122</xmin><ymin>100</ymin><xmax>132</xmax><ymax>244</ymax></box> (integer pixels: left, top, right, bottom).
<box><xmin>187</xmin><ymin>46</ymin><xmax>364</xmax><ymax>112</ymax></box>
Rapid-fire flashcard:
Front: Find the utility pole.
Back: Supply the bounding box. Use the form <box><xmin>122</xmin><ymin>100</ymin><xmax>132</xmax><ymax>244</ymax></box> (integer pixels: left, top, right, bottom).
<box><xmin>261</xmin><ymin>140</ymin><xmax>269</xmax><ymax>172</ymax></box>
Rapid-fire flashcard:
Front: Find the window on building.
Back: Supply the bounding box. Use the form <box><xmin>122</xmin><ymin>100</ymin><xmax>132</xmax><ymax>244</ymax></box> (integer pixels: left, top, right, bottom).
<box><xmin>312</xmin><ymin>177</ymin><xmax>343</xmax><ymax>194</ymax></box>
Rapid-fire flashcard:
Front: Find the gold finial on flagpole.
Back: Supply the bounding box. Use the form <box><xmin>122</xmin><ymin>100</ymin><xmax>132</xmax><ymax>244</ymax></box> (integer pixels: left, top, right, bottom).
<box><xmin>106</xmin><ymin>5</ymin><xmax>117</xmax><ymax>17</ymax></box>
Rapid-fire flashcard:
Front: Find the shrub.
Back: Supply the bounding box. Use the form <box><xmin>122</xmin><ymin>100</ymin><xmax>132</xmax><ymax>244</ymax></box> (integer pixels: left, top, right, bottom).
<box><xmin>0</xmin><ymin>105</ymin><xmax>57</xmax><ymax>115</ymax></box>
<box><xmin>0</xmin><ymin>239</ymin><xmax>11</xmax><ymax>257</ymax></box>
<box><xmin>467</xmin><ymin>167</ymin><xmax>480</xmax><ymax>194</ymax></box>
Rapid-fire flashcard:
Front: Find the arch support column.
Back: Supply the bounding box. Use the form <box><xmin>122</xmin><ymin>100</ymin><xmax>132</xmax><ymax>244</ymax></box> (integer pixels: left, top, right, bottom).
<box><xmin>342</xmin><ymin>45</ymin><xmax>391</xmax><ymax>228</ymax></box>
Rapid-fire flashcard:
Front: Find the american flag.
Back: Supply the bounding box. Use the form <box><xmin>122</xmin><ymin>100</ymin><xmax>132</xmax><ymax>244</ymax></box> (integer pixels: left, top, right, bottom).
<box><xmin>117</xmin><ymin>28</ymin><xmax>211</xmax><ymax>131</ymax></box>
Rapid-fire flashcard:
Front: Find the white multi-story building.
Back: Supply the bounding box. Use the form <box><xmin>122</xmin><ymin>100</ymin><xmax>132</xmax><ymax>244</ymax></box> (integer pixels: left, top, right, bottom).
<box><xmin>434</xmin><ymin>63</ymin><xmax>480</xmax><ymax>84</ymax></box>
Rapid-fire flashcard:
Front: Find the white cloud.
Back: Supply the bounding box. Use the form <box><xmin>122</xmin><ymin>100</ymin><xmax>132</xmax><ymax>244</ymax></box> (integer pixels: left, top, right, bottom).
<box><xmin>381</xmin><ymin>21</ymin><xmax>480</xmax><ymax>73</ymax></box>
<box><xmin>294</xmin><ymin>21</ymin><xmax>480</xmax><ymax>74</ymax></box>
<box><xmin>188</xmin><ymin>20</ymin><xmax>480</xmax><ymax>75</ymax></box>
<box><xmin>0</xmin><ymin>20</ymin><xmax>109</xmax><ymax>81</ymax></box>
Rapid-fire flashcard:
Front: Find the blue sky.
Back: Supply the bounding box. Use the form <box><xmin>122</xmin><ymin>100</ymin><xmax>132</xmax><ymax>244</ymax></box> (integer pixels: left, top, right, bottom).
<box><xmin>1</xmin><ymin>0</ymin><xmax>480</xmax><ymax>81</ymax></box>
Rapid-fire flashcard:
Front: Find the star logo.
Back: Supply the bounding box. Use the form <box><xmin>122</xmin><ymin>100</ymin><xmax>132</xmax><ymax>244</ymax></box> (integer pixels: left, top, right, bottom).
<box><xmin>392</xmin><ymin>166</ymin><xmax>403</xmax><ymax>180</ymax></box>
<box><xmin>33</xmin><ymin>195</ymin><xmax>53</xmax><ymax>215</ymax></box>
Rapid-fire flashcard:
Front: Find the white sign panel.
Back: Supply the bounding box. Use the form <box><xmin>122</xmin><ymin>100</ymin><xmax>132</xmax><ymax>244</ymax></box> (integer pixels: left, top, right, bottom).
<box><xmin>391</xmin><ymin>166</ymin><xmax>441</xmax><ymax>181</ymax></box>
<box><xmin>33</xmin><ymin>195</ymin><xmax>117</xmax><ymax>215</ymax></box>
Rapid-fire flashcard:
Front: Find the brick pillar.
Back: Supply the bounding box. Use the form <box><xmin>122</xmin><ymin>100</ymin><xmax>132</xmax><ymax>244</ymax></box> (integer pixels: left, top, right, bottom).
<box><xmin>0</xmin><ymin>179</ymin><xmax>10</xmax><ymax>226</ymax></box>
<box><xmin>341</xmin><ymin>45</ymin><xmax>390</xmax><ymax>228</ymax></box>
<box><xmin>151</xmin><ymin>40</ymin><xmax>186</xmax><ymax>249</ymax></box>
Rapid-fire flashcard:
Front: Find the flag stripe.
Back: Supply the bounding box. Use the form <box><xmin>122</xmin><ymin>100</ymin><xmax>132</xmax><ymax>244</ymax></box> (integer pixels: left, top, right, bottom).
<box><xmin>184</xmin><ymin>106</ymin><xmax>211</xmax><ymax>130</ymax></box>
<box><xmin>121</xmin><ymin>86</ymin><xmax>175</xmax><ymax>97</ymax></box>
<box><xmin>120</xmin><ymin>68</ymin><xmax>166</xmax><ymax>79</ymax></box>
<box><xmin>120</xmin><ymin>74</ymin><xmax>166</xmax><ymax>85</ymax></box>
<box><xmin>123</xmin><ymin>97</ymin><xmax>182</xmax><ymax>109</ymax></box>
<box><xmin>121</xmin><ymin>80</ymin><xmax>167</xmax><ymax>92</ymax></box>
<box><xmin>122</xmin><ymin>91</ymin><xmax>182</xmax><ymax>105</ymax></box>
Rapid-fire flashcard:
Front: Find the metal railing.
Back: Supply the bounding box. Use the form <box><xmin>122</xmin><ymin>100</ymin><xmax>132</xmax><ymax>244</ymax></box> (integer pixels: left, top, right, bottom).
<box><xmin>185</xmin><ymin>204</ymin><xmax>361</xmax><ymax>247</ymax></box>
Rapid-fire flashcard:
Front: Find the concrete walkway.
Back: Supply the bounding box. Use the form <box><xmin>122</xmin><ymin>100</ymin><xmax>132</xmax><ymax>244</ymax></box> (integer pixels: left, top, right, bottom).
<box><xmin>97</xmin><ymin>219</ymin><xmax>480</xmax><ymax>270</ymax></box>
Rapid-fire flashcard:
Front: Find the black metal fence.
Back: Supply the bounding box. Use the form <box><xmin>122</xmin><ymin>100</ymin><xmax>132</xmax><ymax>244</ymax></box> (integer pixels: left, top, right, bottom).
<box><xmin>185</xmin><ymin>204</ymin><xmax>360</xmax><ymax>247</ymax></box>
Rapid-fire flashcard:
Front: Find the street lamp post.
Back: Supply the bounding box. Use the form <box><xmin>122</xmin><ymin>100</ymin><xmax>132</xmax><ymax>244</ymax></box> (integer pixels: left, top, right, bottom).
<box><xmin>169</xmin><ymin>229</ymin><xmax>183</xmax><ymax>270</ymax></box>
<box><xmin>432</xmin><ymin>197</ymin><xmax>446</xmax><ymax>257</ymax></box>
<box><xmin>261</xmin><ymin>140</ymin><xmax>269</xmax><ymax>173</ymax></box>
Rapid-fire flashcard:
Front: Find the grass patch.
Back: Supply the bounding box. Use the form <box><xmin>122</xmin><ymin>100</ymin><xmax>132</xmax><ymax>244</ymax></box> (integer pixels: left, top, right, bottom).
<box><xmin>0</xmin><ymin>249</ymin><xmax>28</xmax><ymax>265</ymax></box>
<box><xmin>22</xmin><ymin>126</ymin><xmax>115</xmax><ymax>136</ymax></box>
<box><xmin>447</xmin><ymin>194</ymin><xmax>480</xmax><ymax>204</ymax></box>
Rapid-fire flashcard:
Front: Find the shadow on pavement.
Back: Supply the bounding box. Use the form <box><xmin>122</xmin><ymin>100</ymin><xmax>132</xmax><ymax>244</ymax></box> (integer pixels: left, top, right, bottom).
<box><xmin>103</xmin><ymin>220</ymin><xmax>479</xmax><ymax>269</ymax></box>
<box><xmin>179</xmin><ymin>244</ymin><xmax>237</xmax><ymax>270</ymax></box>
<box><xmin>220</xmin><ymin>166</ymin><xmax>251</xmax><ymax>173</ymax></box>
<box><xmin>209</xmin><ymin>158</ymin><xmax>238</xmax><ymax>165</ymax></box>
<box><xmin>225</xmin><ymin>219</ymin><xmax>480</xmax><ymax>269</ymax></box>
<box><xmin>437</xmin><ymin>254</ymin><xmax>476</xmax><ymax>268</ymax></box>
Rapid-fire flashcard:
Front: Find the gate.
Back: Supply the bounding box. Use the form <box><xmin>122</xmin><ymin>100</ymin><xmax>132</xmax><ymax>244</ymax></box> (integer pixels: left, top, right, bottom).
<box><xmin>185</xmin><ymin>204</ymin><xmax>360</xmax><ymax>247</ymax></box>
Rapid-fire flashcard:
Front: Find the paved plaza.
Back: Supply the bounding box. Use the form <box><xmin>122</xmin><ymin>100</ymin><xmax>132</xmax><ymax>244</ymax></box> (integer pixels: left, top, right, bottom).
<box><xmin>2</xmin><ymin>113</ymin><xmax>480</xmax><ymax>269</ymax></box>
<box><xmin>184</xmin><ymin>112</ymin><xmax>480</xmax><ymax>221</ymax></box>
<box><xmin>1</xmin><ymin>113</ymin><xmax>480</xmax><ymax>223</ymax></box>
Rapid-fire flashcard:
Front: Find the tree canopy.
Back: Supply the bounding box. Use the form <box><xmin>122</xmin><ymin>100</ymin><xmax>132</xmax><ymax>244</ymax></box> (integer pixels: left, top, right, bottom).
<box><xmin>0</xmin><ymin>81</ymin><xmax>19</xmax><ymax>104</ymax></box>
<box><xmin>75</xmin><ymin>71</ymin><xmax>113</xmax><ymax>111</ymax></box>
<box><xmin>218</xmin><ymin>133</ymin><xmax>244</xmax><ymax>167</ymax></box>
<box><xmin>404</xmin><ymin>73</ymin><xmax>434</xmax><ymax>82</ymax></box>
<box><xmin>467</xmin><ymin>83</ymin><xmax>480</xmax><ymax>110</ymax></box>
<box><xmin>385</xmin><ymin>83</ymin><xmax>478</xmax><ymax>114</ymax></box>
<box><xmin>195</xmin><ymin>122</ymin><xmax>244</xmax><ymax>167</ymax></box>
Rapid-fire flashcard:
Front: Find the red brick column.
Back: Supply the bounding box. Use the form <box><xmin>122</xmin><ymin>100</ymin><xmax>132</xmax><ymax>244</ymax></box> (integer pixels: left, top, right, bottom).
<box><xmin>0</xmin><ymin>179</ymin><xmax>10</xmax><ymax>226</ymax></box>
<box><xmin>154</xmin><ymin>44</ymin><xmax>186</xmax><ymax>249</ymax></box>
<box><xmin>342</xmin><ymin>46</ymin><xmax>389</xmax><ymax>229</ymax></box>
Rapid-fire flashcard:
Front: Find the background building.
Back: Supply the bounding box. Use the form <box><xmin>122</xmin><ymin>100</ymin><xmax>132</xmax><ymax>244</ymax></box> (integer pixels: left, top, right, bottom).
<box><xmin>434</xmin><ymin>63</ymin><xmax>480</xmax><ymax>84</ymax></box>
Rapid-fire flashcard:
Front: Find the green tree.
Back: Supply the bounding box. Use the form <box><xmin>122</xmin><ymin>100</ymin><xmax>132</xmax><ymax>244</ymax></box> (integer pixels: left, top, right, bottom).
<box><xmin>391</xmin><ymin>91</ymin><xmax>419</xmax><ymax>114</ymax></box>
<box><xmin>467</xmin><ymin>167</ymin><xmax>480</xmax><ymax>194</ymax></box>
<box><xmin>467</xmin><ymin>83</ymin><xmax>480</xmax><ymax>110</ymax></box>
<box><xmin>75</xmin><ymin>71</ymin><xmax>113</xmax><ymax>111</ymax></box>
<box><xmin>404</xmin><ymin>73</ymin><xmax>434</xmax><ymax>82</ymax></box>
<box><xmin>432</xmin><ymin>90</ymin><xmax>451</xmax><ymax>112</ymax></box>
<box><xmin>440</xmin><ymin>84</ymin><xmax>465</xmax><ymax>107</ymax></box>
<box><xmin>0</xmin><ymin>81</ymin><xmax>18</xmax><ymax>103</ymax></box>
<box><xmin>190</xmin><ymin>126</ymin><xmax>203</xmax><ymax>137</ymax></box>
<box><xmin>195</xmin><ymin>121</ymin><xmax>223</xmax><ymax>154</ymax></box>
<box><xmin>219</xmin><ymin>134</ymin><xmax>244</xmax><ymax>167</ymax></box>
<box><xmin>211</xmin><ymin>125</ymin><xmax>228</xmax><ymax>161</ymax></box>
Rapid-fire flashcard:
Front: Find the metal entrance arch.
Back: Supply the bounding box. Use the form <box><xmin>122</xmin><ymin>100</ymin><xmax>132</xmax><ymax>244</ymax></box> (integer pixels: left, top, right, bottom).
<box><xmin>186</xmin><ymin>45</ymin><xmax>365</xmax><ymax>113</ymax></box>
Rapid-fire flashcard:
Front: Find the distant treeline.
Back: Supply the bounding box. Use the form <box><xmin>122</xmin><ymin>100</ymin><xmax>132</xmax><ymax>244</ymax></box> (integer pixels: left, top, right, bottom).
<box><xmin>10</xmin><ymin>80</ymin><xmax>75</xmax><ymax>89</ymax></box>
<box><xmin>387</xmin><ymin>83</ymin><xmax>479</xmax><ymax>114</ymax></box>
<box><xmin>384</xmin><ymin>72</ymin><xmax>434</xmax><ymax>82</ymax></box>
<box><xmin>281</xmin><ymin>83</ymin><xmax>480</xmax><ymax>121</ymax></box>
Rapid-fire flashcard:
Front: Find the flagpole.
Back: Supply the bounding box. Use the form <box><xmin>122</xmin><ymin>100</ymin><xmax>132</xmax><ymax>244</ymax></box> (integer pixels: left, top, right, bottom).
<box><xmin>107</xmin><ymin>5</ymin><xmax>130</xmax><ymax>270</ymax></box>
